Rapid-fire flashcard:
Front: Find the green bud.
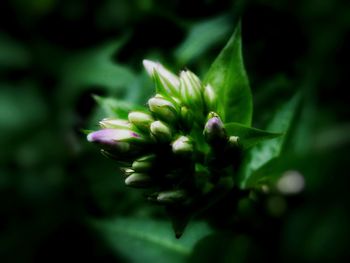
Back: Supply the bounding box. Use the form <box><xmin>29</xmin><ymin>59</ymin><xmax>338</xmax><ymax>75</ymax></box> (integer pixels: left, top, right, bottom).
<box><xmin>180</xmin><ymin>70</ymin><xmax>204</xmax><ymax>110</ymax></box>
<box><xmin>120</xmin><ymin>168</ymin><xmax>135</xmax><ymax>177</ymax></box>
<box><xmin>150</xmin><ymin>121</ymin><xmax>172</xmax><ymax>142</ymax></box>
<box><xmin>143</xmin><ymin>60</ymin><xmax>180</xmax><ymax>96</ymax></box>
<box><xmin>171</xmin><ymin>96</ymin><xmax>182</xmax><ymax>107</ymax></box>
<box><xmin>203</xmin><ymin>84</ymin><xmax>217</xmax><ymax>111</ymax></box>
<box><xmin>148</xmin><ymin>95</ymin><xmax>178</xmax><ymax>123</ymax></box>
<box><xmin>228</xmin><ymin>136</ymin><xmax>239</xmax><ymax>147</ymax></box>
<box><xmin>125</xmin><ymin>173</ymin><xmax>153</xmax><ymax>188</ymax></box>
<box><xmin>137</xmin><ymin>154</ymin><xmax>156</xmax><ymax>162</ymax></box>
<box><xmin>128</xmin><ymin>111</ymin><xmax>154</xmax><ymax>131</ymax></box>
<box><xmin>132</xmin><ymin>154</ymin><xmax>156</xmax><ymax>172</ymax></box>
<box><xmin>99</xmin><ymin>118</ymin><xmax>131</xmax><ymax>129</ymax></box>
<box><xmin>203</xmin><ymin>112</ymin><xmax>227</xmax><ymax>143</ymax></box>
<box><xmin>156</xmin><ymin>190</ymin><xmax>187</xmax><ymax>204</ymax></box>
<box><xmin>172</xmin><ymin>136</ymin><xmax>193</xmax><ymax>155</ymax></box>
<box><xmin>180</xmin><ymin>106</ymin><xmax>189</xmax><ymax>127</ymax></box>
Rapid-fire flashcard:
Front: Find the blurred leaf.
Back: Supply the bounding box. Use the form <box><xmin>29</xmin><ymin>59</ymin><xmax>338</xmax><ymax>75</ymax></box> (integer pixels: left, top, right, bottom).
<box><xmin>59</xmin><ymin>39</ymin><xmax>135</xmax><ymax>104</ymax></box>
<box><xmin>11</xmin><ymin>0</ymin><xmax>56</xmax><ymax>16</ymax></box>
<box><xmin>238</xmin><ymin>94</ymin><xmax>300</xmax><ymax>188</ymax></box>
<box><xmin>94</xmin><ymin>218</ymin><xmax>211</xmax><ymax>263</ymax></box>
<box><xmin>175</xmin><ymin>15</ymin><xmax>231</xmax><ymax>64</ymax></box>
<box><xmin>0</xmin><ymin>84</ymin><xmax>46</xmax><ymax>132</ymax></box>
<box><xmin>0</xmin><ymin>34</ymin><xmax>30</xmax><ymax>69</ymax></box>
<box><xmin>225</xmin><ymin>122</ymin><xmax>282</xmax><ymax>149</ymax></box>
<box><xmin>204</xmin><ymin>22</ymin><xmax>252</xmax><ymax>125</ymax></box>
<box><xmin>189</xmin><ymin>233</ymin><xmax>258</xmax><ymax>263</ymax></box>
<box><xmin>93</xmin><ymin>95</ymin><xmax>146</xmax><ymax>119</ymax></box>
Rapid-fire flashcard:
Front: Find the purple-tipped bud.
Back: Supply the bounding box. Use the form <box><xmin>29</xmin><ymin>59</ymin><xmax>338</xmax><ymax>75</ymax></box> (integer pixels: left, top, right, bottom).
<box><xmin>87</xmin><ymin>129</ymin><xmax>145</xmax><ymax>155</ymax></box>
<box><xmin>148</xmin><ymin>95</ymin><xmax>178</xmax><ymax>123</ymax></box>
<box><xmin>128</xmin><ymin>111</ymin><xmax>154</xmax><ymax>131</ymax></box>
<box><xmin>87</xmin><ymin>129</ymin><xmax>143</xmax><ymax>144</ymax></box>
<box><xmin>150</xmin><ymin>121</ymin><xmax>172</xmax><ymax>142</ymax></box>
<box><xmin>125</xmin><ymin>173</ymin><xmax>153</xmax><ymax>188</ymax></box>
<box><xmin>203</xmin><ymin>112</ymin><xmax>227</xmax><ymax>143</ymax></box>
<box><xmin>172</xmin><ymin>136</ymin><xmax>193</xmax><ymax>155</ymax></box>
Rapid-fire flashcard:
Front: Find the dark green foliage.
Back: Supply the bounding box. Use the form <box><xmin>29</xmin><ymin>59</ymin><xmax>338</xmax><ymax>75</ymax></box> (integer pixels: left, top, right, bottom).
<box><xmin>1</xmin><ymin>0</ymin><xmax>350</xmax><ymax>263</ymax></box>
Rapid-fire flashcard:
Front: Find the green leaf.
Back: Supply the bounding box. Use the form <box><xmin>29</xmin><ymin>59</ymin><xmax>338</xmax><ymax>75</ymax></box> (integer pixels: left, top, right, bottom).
<box><xmin>225</xmin><ymin>122</ymin><xmax>282</xmax><ymax>149</ymax></box>
<box><xmin>238</xmin><ymin>94</ymin><xmax>300</xmax><ymax>189</ymax></box>
<box><xmin>93</xmin><ymin>217</ymin><xmax>211</xmax><ymax>263</ymax></box>
<box><xmin>204</xmin><ymin>22</ymin><xmax>252</xmax><ymax>126</ymax></box>
<box><xmin>174</xmin><ymin>15</ymin><xmax>231</xmax><ymax>64</ymax></box>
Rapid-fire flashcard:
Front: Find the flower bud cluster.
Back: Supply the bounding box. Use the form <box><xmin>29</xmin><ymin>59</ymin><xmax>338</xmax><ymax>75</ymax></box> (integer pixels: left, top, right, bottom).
<box><xmin>87</xmin><ymin>60</ymin><xmax>241</xmax><ymax>208</ymax></box>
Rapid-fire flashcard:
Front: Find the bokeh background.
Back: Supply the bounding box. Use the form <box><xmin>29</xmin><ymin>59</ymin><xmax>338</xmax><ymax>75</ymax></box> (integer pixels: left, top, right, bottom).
<box><xmin>1</xmin><ymin>0</ymin><xmax>350</xmax><ymax>262</ymax></box>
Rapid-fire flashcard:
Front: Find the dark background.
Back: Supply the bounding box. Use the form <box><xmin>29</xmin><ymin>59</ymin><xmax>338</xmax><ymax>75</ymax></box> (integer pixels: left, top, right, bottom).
<box><xmin>1</xmin><ymin>0</ymin><xmax>350</xmax><ymax>262</ymax></box>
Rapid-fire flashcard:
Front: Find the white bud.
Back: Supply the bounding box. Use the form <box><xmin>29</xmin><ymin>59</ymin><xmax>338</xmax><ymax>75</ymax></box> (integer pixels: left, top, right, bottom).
<box><xmin>125</xmin><ymin>173</ymin><xmax>153</xmax><ymax>188</ymax></box>
<box><xmin>132</xmin><ymin>155</ymin><xmax>155</xmax><ymax>172</ymax></box>
<box><xmin>99</xmin><ymin>118</ymin><xmax>132</xmax><ymax>129</ymax></box>
<box><xmin>156</xmin><ymin>190</ymin><xmax>187</xmax><ymax>204</ymax></box>
<box><xmin>180</xmin><ymin>70</ymin><xmax>204</xmax><ymax>110</ymax></box>
<box><xmin>148</xmin><ymin>95</ymin><xmax>178</xmax><ymax>122</ymax></box>
<box><xmin>204</xmin><ymin>84</ymin><xmax>217</xmax><ymax>111</ymax></box>
<box><xmin>128</xmin><ymin>111</ymin><xmax>154</xmax><ymax>131</ymax></box>
<box><xmin>143</xmin><ymin>59</ymin><xmax>180</xmax><ymax>96</ymax></box>
<box><xmin>120</xmin><ymin>168</ymin><xmax>135</xmax><ymax>177</ymax></box>
<box><xmin>150</xmin><ymin>121</ymin><xmax>172</xmax><ymax>142</ymax></box>
<box><xmin>228</xmin><ymin>136</ymin><xmax>239</xmax><ymax>146</ymax></box>
<box><xmin>172</xmin><ymin>136</ymin><xmax>193</xmax><ymax>155</ymax></box>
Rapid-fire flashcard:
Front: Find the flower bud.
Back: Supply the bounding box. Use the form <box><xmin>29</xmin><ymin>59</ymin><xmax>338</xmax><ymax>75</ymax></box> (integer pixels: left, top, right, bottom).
<box><xmin>203</xmin><ymin>112</ymin><xmax>227</xmax><ymax>143</ymax></box>
<box><xmin>88</xmin><ymin>129</ymin><xmax>144</xmax><ymax>144</ymax></box>
<box><xmin>179</xmin><ymin>106</ymin><xmax>191</xmax><ymax>128</ymax></box>
<box><xmin>87</xmin><ymin>129</ymin><xmax>147</xmax><ymax>157</ymax></box>
<box><xmin>150</xmin><ymin>121</ymin><xmax>172</xmax><ymax>142</ymax></box>
<box><xmin>172</xmin><ymin>136</ymin><xmax>193</xmax><ymax>155</ymax></box>
<box><xmin>128</xmin><ymin>111</ymin><xmax>154</xmax><ymax>131</ymax></box>
<box><xmin>120</xmin><ymin>168</ymin><xmax>135</xmax><ymax>177</ymax></box>
<box><xmin>125</xmin><ymin>173</ymin><xmax>153</xmax><ymax>188</ymax></box>
<box><xmin>228</xmin><ymin>136</ymin><xmax>239</xmax><ymax>147</ymax></box>
<box><xmin>143</xmin><ymin>60</ymin><xmax>180</xmax><ymax>96</ymax></box>
<box><xmin>132</xmin><ymin>155</ymin><xmax>156</xmax><ymax>172</ymax></box>
<box><xmin>148</xmin><ymin>95</ymin><xmax>178</xmax><ymax>123</ymax></box>
<box><xmin>180</xmin><ymin>70</ymin><xmax>204</xmax><ymax>110</ymax></box>
<box><xmin>203</xmin><ymin>84</ymin><xmax>217</xmax><ymax>111</ymax></box>
<box><xmin>156</xmin><ymin>190</ymin><xmax>187</xmax><ymax>204</ymax></box>
<box><xmin>99</xmin><ymin>118</ymin><xmax>132</xmax><ymax>129</ymax></box>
